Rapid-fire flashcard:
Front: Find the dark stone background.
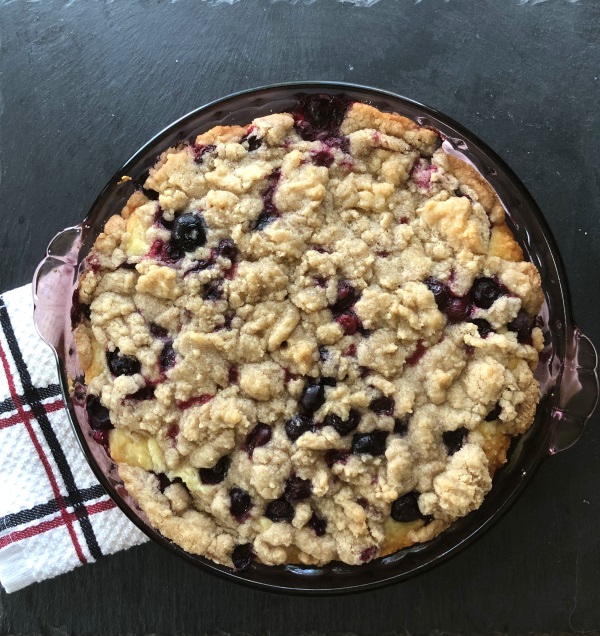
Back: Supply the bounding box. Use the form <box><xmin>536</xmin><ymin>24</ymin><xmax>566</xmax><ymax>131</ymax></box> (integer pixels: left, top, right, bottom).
<box><xmin>1</xmin><ymin>0</ymin><xmax>599</xmax><ymax>634</ymax></box>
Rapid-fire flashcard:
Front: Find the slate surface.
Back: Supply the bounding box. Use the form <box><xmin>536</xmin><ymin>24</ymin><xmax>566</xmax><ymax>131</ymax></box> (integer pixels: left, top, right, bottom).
<box><xmin>0</xmin><ymin>0</ymin><xmax>599</xmax><ymax>634</ymax></box>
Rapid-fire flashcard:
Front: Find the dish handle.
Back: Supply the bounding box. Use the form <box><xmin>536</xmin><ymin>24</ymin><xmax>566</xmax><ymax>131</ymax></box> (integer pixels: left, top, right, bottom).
<box><xmin>32</xmin><ymin>226</ymin><xmax>82</xmax><ymax>351</ymax></box>
<box><xmin>548</xmin><ymin>328</ymin><xmax>599</xmax><ymax>454</ymax></box>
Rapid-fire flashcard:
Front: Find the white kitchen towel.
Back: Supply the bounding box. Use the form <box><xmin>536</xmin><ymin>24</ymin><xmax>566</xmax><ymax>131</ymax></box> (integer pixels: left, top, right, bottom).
<box><xmin>0</xmin><ymin>284</ymin><xmax>147</xmax><ymax>594</ymax></box>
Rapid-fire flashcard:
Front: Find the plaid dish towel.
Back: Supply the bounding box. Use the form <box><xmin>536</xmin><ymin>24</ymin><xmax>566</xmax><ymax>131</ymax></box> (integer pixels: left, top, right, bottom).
<box><xmin>0</xmin><ymin>284</ymin><xmax>147</xmax><ymax>593</ymax></box>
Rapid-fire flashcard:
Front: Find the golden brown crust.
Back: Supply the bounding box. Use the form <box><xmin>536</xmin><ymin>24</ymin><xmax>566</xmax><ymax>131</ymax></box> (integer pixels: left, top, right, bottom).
<box><xmin>195</xmin><ymin>125</ymin><xmax>248</xmax><ymax>145</ymax></box>
<box><xmin>444</xmin><ymin>153</ymin><xmax>505</xmax><ymax>224</ymax></box>
<box><xmin>489</xmin><ymin>223</ymin><xmax>524</xmax><ymax>262</ymax></box>
<box><xmin>341</xmin><ymin>102</ymin><xmax>439</xmax><ymax>154</ymax></box>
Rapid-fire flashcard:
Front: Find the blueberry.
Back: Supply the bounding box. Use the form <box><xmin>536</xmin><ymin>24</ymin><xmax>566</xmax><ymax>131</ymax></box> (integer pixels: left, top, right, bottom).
<box><xmin>351</xmin><ymin>431</ymin><xmax>388</xmax><ymax>456</ymax></box>
<box><xmin>311</xmin><ymin>148</ymin><xmax>334</xmax><ymax>167</ymax></box>
<box><xmin>485</xmin><ymin>403</ymin><xmax>502</xmax><ymax>421</ymax></box>
<box><xmin>228</xmin><ymin>366</ymin><xmax>239</xmax><ymax>384</ymax></box>
<box><xmin>70</xmin><ymin>290</ymin><xmax>90</xmax><ymax>326</ymax></box>
<box><xmin>252</xmin><ymin>168</ymin><xmax>281</xmax><ymax>231</ymax></box>
<box><xmin>424</xmin><ymin>277</ymin><xmax>451</xmax><ymax>311</ymax></box>
<box><xmin>125</xmin><ymin>385</ymin><xmax>155</xmax><ymax>401</ymax></box>
<box><xmin>470</xmin><ymin>319</ymin><xmax>494</xmax><ymax>338</ymax></box>
<box><xmin>215</xmin><ymin>238</ymin><xmax>238</xmax><ymax>262</ymax></box>
<box><xmin>171</xmin><ymin>213</ymin><xmax>206</xmax><ymax>251</ymax></box>
<box><xmin>283</xmin><ymin>475</ymin><xmax>312</xmax><ymax>502</ymax></box>
<box><xmin>244</xmin><ymin>134</ymin><xmax>263</xmax><ymax>151</ymax></box>
<box><xmin>203</xmin><ymin>278</ymin><xmax>223</xmax><ymax>301</ymax></box>
<box><xmin>142</xmin><ymin>186</ymin><xmax>160</xmax><ymax>201</ymax></box>
<box><xmin>369</xmin><ymin>396</ymin><xmax>395</xmax><ymax>416</ymax></box>
<box><xmin>231</xmin><ymin>543</ymin><xmax>255</xmax><ymax>571</ymax></box>
<box><xmin>251</xmin><ymin>211</ymin><xmax>279</xmax><ymax>231</ymax></box>
<box><xmin>331</xmin><ymin>280</ymin><xmax>360</xmax><ymax>314</ymax></box>
<box><xmin>508</xmin><ymin>309</ymin><xmax>533</xmax><ymax>345</ymax></box>
<box><xmin>470</xmin><ymin>277</ymin><xmax>503</xmax><ymax>309</ymax></box>
<box><xmin>159</xmin><ymin>341</ymin><xmax>176</xmax><ymax>372</ymax></box>
<box><xmin>244</xmin><ymin>423</ymin><xmax>272</xmax><ymax>458</ymax></box>
<box><xmin>229</xmin><ymin>487</ymin><xmax>253</xmax><ymax>521</ymax></box>
<box><xmin>406</xmin><ymin>340</ymin><xmax>427</xmax><ymax>366</ymax></box>
<box><xmin>443</xmin><ymin>427</ymin><xmax>469</xmax><ymax>455</ymax></box>
<box><xmin>106</xmin><ymin>349</ymin><xmax>140</xmax><ymax>376</ymax></box>
<box><xmin>293</xmin><ymin>94</ymin><xmax>349</xmax><ymax>141</ymax></box>
<box><xmin>156</xmin><ymin>472</ymin><xmax>172</xmax><ymax>493</ymax></box>
<box><xmin>92</xmin><ymin>429</ymin><xmax>111</xmax><ymax>454</ymax></box>
<box><xmin>324</xmin><ymin>449</ymin><xmax>350</xmax><ymax>467</ymax></box>
<box><xmin>394</xmin><ymin>418</ymin><xmax>409</xmax><ymax>435</ymax></box>
<box><xmin>265</xmin><ymin>497</ymin><xmax>295</xmax><ymax>523</ymax></box>
<box><xmin>200</xmin><ymin>456</ymin><xmax>230</xmax><ymax>485</ymax></box>
<box><xmin>155</xmin><ymin>472</ymin><xmax>183</xmax><ymax>494</ymax></box>
<box><xmin>335</xmin><ymin>311</ymin><xmax>361</xmax><ymax>335</ymax></box>
<box><xmin>391</xmin><ymin>491</ymin><xmax>424</xmax><ymax>522</ymax></box>
<box><xmin>285</xmin><ymin>414</ymin><xmax>315</xmax><ymax>442</ymax></box>
<box><xmin>318</xmin><ymin>345</ymin><xmax>329</xmax><ymax>361</ymax></box>
<box><xmin>182</xmin><ymin>259</ymin><xmax>213</xmax><ymax>278</ymax></box>
<box><xmin>307</xmin><ymin>512</ymin><xmax>327</xmax><ymax>536</ymax></box>
<box><xmin>85</xmin><ymin>395</ymin><xmax>112</xmax><ymax>430</ymax></box>
<box><xmin>192</xmin><ymin>143</ymin><xmax>216</xmax><ymax>164</ymax></box>
<box><xmin>148</xmin><ymin>239</ymin><xmax>183</xmax><ymax>264</ymax></box>
<box><xmin>445</xmin><ymin>297</ymin><xmax>471</xmax><ymax>323</ymax></box>
<box><xmin>360</xmin><ymin>546</ymin><xmax>377</xmax><ymax>562</ymax></box>
<box><xmin>324</xmin><ymin>135</ymin><xmax>350</xmax><ymax>153</ymax></box>
<box><xmin>164</xmin><ymin>242</ymin><xmax>185</xmax><ymax>262</ymax></box>
<box><xmin>300</xmin><ymin>381</ymin><xmax>326</xmax><ymax>413</ymax></box>
<box><xmin>324</xmin><ymin>409</ymin><xmax>361</xmax><ymax>436</ymax></box>
<box><xmin>149</xmin><ymin>323</ymin><xmax>169</xmax><ymax>339</ymax></box>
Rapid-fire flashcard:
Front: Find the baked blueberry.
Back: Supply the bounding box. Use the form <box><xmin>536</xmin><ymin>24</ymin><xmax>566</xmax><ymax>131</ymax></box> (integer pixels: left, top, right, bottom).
<box><xmin>324</xmin><ymin>449</ymin><xmax>350</xmax><ymax>468</ymax></box>
<box><xmin>324</xmin><ymin>409</ymin><xmax>361</xmax><ymax>436</ymax></box>
<box><xmin>485</xmin><ymin>403</ymin><xmax>502</xmax><ymax>421</ymax></box>
<box><xmin>394</xmin><ymin>418</ymin><xmax>409</xmax><ymax>436</ymax></box>
<box><xmin>424</xmin><ymin>277</ymin><xmax>451</xmax><ymax>311</ymax></box>
<box><xmin>508</xmin><ymin>309</ymin><xmax>534</xmax><ymax>345</ymax></box>
<box><xmin>203</xmin><ymin>278</ymin><xmax>223</xmax><ymax>301</ymax></box>
<box><xmin>106</xmin><ymin>349</ymin><xmax>140</xmax><ymax>376</ymax></box>
<box><xmin>159</xmin><ymin>341</ymin><xmax>176</xmax><ymax>372</ymax></box>
<box><xmin>391</xmin><ymin>491</ymin><xmax>424</xmax><ymax>522</ymax></box>
<box><xmin>443</xmin><ymin>427</ymin><xmax>469</xmax><ymax>455</ymax></box>
<box><xmin>331</xmin><ymin>280</ymin><xmax>360</xmax><ymax>314</ymax></box>
<box><xmin>86</xmin><ymin>395</ymin><xmax>112</xmax><ymax>430</ymax></box>
<box><xmin>470</xmin><ymin>318</ymin><xmax>494</xmax><ymax>338</ymax></box>
<box><xmin>351</xmin><ymin>431</ymin><xmax>388</xmax><ymax>456</ymax></box>
<box><xmin>244</xmin><ymin>423</ymin><xmax>272</xmax><ymax>458</ymax></box>
<box><xmin>307</xmin><ymin>512</ymin><xmax>327</xmax><ymax>536</ymax></box>
<box><xmin>283</xmin><ymin>475</ymin><xmax>312</xmax><ymax>502</ymax></box>
<box><xmin>192</xmin><ymin>143</ymin><xmax>216</xmax><ymax>163</ymax></box>
<box><xmin>200</xmin><ymin>456</ymin><xmax>230</xmax><ymax>485</ymax></box>
<box><xmin>369</xmin><ymin>396</ymin><xmax>395</xmax><ymax>416</ymax></box>
<box><xmin>231</xmin><ymin>543</ymin><xmax>255</xmax><ymax>571</ymax></box>
<box><xmin>470</xmin><ymin>277</ymin><xmax>504</xmax><ymax>309</ymax></box>
<box><xmin>215</xmin><ymin>238</ymin><xmax>238</xmax><ymax>262</ymax></box>
<box><xmin>300</xmin><ymin>381</ymin><xmax>326</xmax><ymax>413</ymax></box>
<box><xmin>229</xmin><ymin>487</ymin><xmax>253</xmax><ymax>521</ymax></box>
<box><xmin>285</xmin><ymin>414</ymin><xmax>315</xmax><ymax>442</ymax></box>
<box><xmin>335</xmin><ymin>311</ymin><xmax>361</xmax><ymax>335</ymax></box>
<box><xmin>171</xmin><ymin>212</ymin><xmax>207</xmax><ymax>251</ymax></box>
<box><xmin>445</xmin><ymin>296</ymin><xmax>471</xmax><ymax>323</ymax></box>
<box><xmin>265</xmin><ymin>497</ymin><xmax>295</xmax><ymax>523</ymax></box>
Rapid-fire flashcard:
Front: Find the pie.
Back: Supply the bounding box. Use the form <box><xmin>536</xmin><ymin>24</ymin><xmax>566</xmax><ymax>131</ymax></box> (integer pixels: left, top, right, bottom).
<box><xmin>73</xmin><ymin>95</ymin><xmax>544</xmax><ymax>570</ymax></box>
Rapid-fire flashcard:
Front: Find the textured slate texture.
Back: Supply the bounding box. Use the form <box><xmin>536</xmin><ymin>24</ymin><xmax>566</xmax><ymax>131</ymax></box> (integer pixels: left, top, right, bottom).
<box><xmin>0</xmin><ymin>0</ymin><xmax>599</xmax><ymax>634</ymax></box>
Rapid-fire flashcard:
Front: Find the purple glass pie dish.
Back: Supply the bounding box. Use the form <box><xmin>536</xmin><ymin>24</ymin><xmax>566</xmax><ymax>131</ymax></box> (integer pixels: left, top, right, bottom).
<box><xmin>32</xmin><ymin>82</ymin><xmax>599</xmax><ymax>595</ymax></box>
